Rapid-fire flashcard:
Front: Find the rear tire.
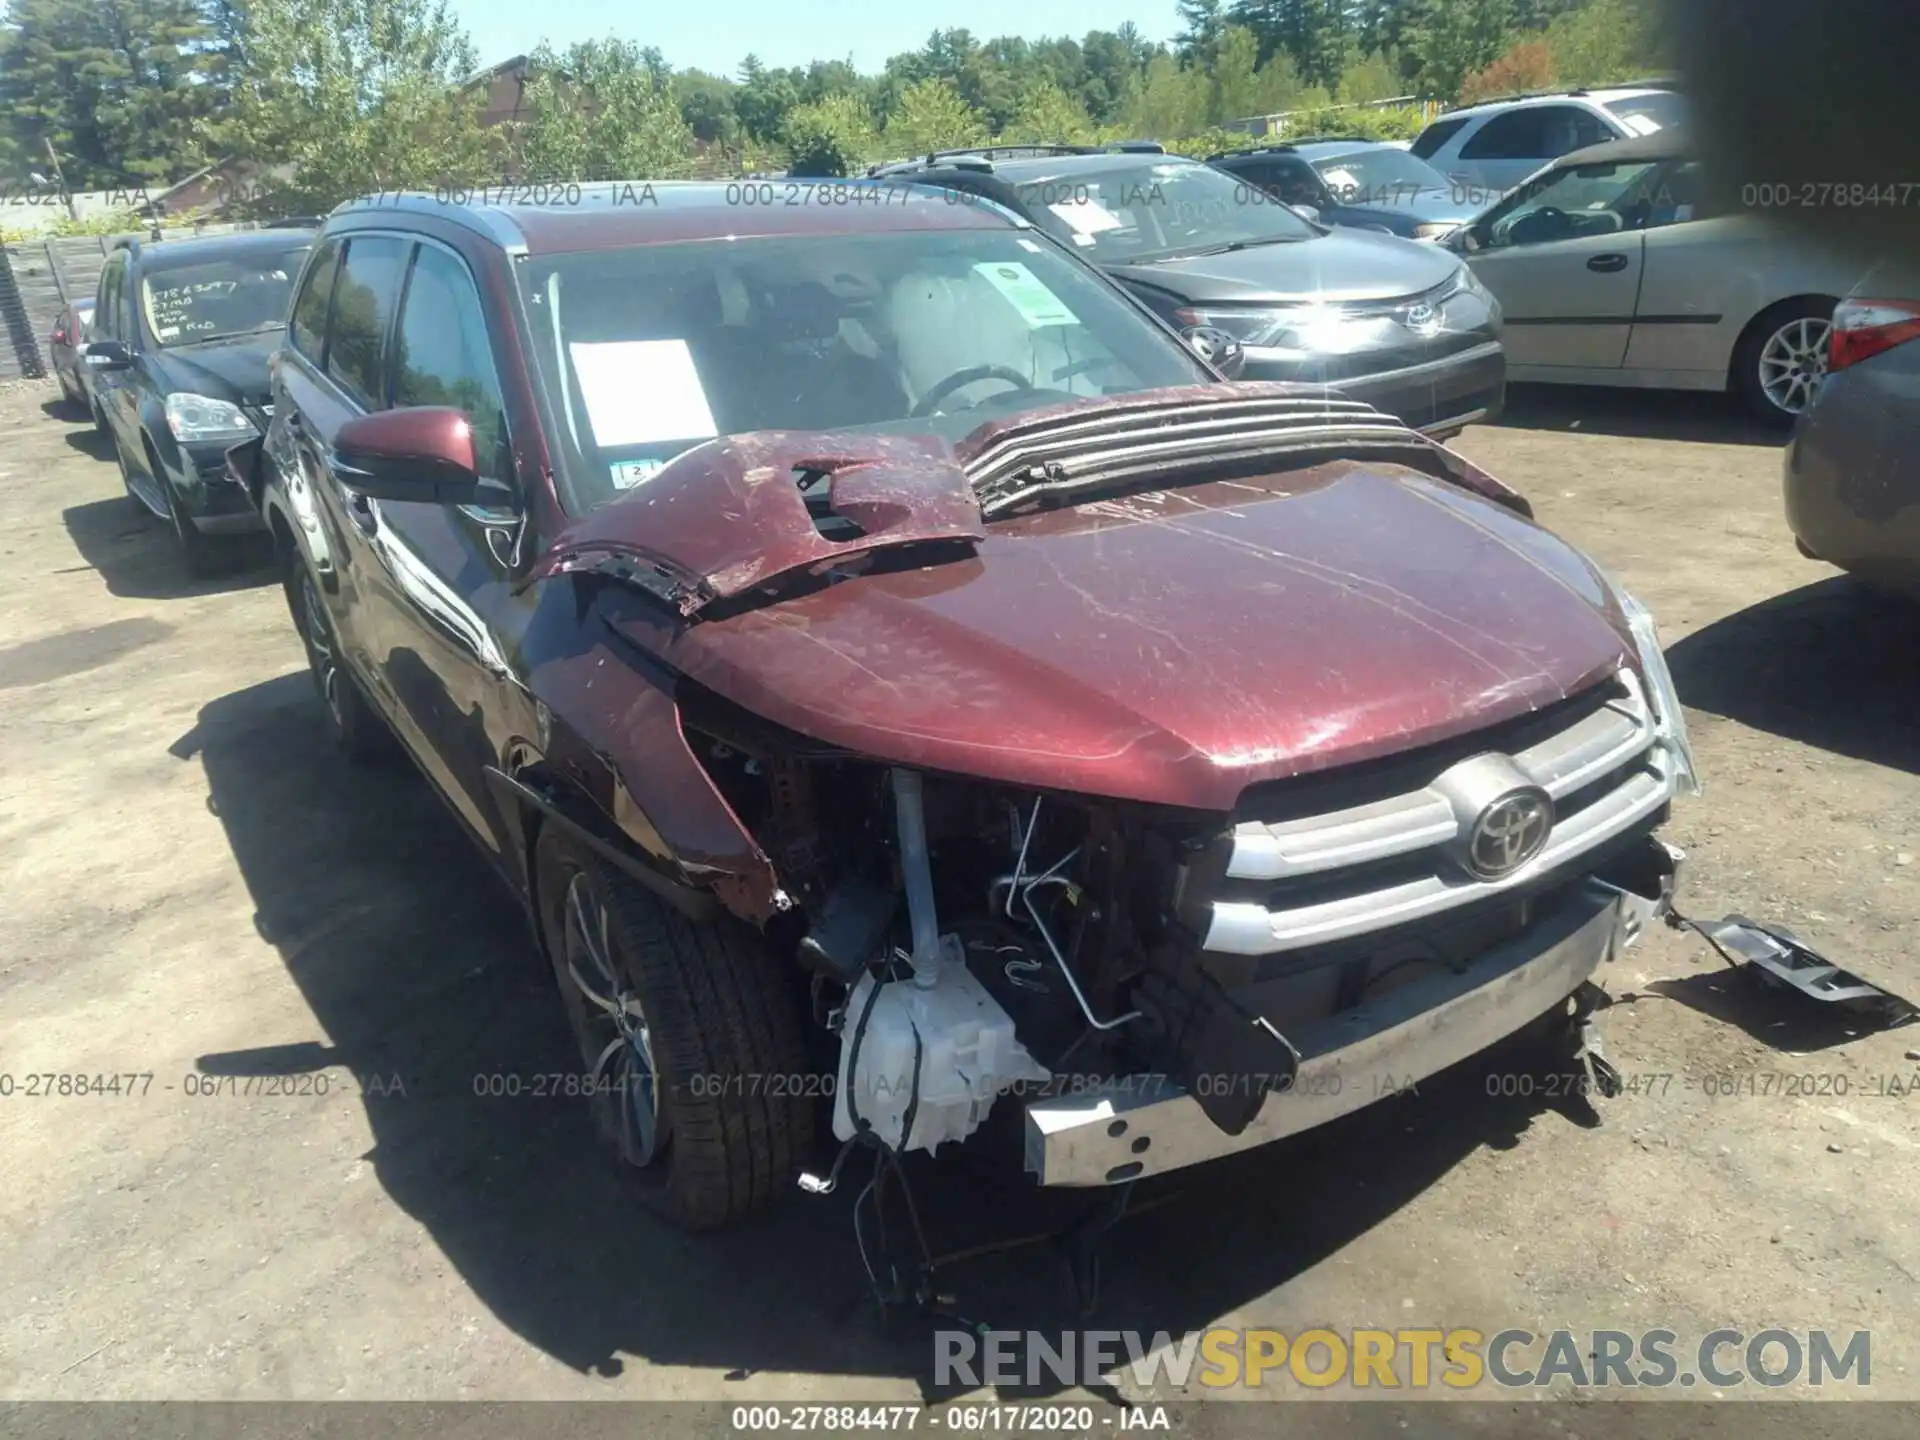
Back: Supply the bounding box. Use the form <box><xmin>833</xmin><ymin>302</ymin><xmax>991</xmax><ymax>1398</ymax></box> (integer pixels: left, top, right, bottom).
<box><xmin>535</xmin><ymin>830</ymin><xmax>815</xmax><ymax>1230</ymax></box>
<box><xmin>285</xmin><ymin>552</ymin><xmax>388</xmax><ymax>760</ymax></box>
<box><xmin>1734</xmin><ymin>296</ymin><xmax>1837</xmax><ymax>427</ymax></box>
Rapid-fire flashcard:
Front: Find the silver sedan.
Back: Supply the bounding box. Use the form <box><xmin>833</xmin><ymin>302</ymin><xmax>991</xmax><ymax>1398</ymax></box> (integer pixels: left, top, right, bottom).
<box><xmin>1448</xmin><ymin>129</ymin><xmax>1866</xmax><ymax>425</ymax></box>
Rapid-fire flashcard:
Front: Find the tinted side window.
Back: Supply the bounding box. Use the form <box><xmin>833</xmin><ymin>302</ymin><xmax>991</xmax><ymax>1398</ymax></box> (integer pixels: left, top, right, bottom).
<box><xmin>1460</xmin><ymin>109</ymin><xmax>1549</xmax><ymax>161</ymax></box>
<box><xmin>1239</xmin><ymin>157</ymin><xmax>1325</xmax><ymax>207</ymax></box>
<box><xmin>94</xmin><ymin>260</ymin><xmax>122</xmax><ymax>340</ymax></box>
<box><xmin>290</xmin><ymin>239</ymin><xmax>342</xmax><ymax>360</ymax></box>
<box><xmin>1463</xmin><ymin>105</ymin><xmax>1612</xmax><ymax>162</ymax></box>
<box><xmin>1411</xmin><ymin>116</ymin><xmax>1471</xmax><ymax>160</ymax></box>
<box><xmin>1643</xmin><ymin>160</ymin><xmax>1714</xmax><ymax>229</ymax></box>
<box><xmin>393</xmin><ymin>244</ymin><xmax>511</xmax><ymax>484</ymax></box>
<box><xmin>325</xmin><ymin>236</ymin><xmax>411</xmax><ymax>408</ymax></box>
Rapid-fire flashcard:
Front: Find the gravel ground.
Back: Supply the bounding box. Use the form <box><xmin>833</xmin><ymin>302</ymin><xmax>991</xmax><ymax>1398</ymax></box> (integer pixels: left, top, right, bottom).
<box><xmin>0</xmin><ymin>379</ymin><xmax>1914</xmax><ymax>1424</ymax></box>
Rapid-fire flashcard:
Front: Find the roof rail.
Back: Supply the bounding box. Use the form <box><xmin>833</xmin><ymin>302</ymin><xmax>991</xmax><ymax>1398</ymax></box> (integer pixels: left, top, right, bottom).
<box><xmin>1205</xmin><ymin>142</ymin><xmax>1297</xmax><ymax>160</ymax></box>
<box><xmin>1445</xmin><ymin>77</ymin><xmax>1679</xmax><ymax>113</ymax></box>
<box><xmin>872</xmin><ymin>140</ymin><xmax>1166</xmax><ymax>175</ymax></box>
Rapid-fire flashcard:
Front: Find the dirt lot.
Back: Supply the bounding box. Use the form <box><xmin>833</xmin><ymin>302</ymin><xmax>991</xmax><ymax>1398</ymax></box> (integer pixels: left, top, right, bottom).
<box><xmin>1</xmin><ymin>379</ymin><xmax>1915</xmax><ymax>1416</ymax></box>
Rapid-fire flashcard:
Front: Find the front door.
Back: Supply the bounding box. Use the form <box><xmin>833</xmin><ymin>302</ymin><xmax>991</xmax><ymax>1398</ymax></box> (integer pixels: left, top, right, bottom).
<box><xmin>1464</xmin><ymin>154</ymin><xmax>1673</xmax><ymax>371</ymax></box>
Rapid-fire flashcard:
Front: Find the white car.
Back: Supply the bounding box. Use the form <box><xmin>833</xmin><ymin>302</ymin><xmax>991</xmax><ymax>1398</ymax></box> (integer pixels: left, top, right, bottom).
<box><xmin>1411</xmin><ymin>86</ymin><xmax>1687</xmax><ymax>201</ymax></box>
<box><xmin>1451</xmin><ymin>129</ymin><xmax>1862</xmax><ymax>425</ymax></box>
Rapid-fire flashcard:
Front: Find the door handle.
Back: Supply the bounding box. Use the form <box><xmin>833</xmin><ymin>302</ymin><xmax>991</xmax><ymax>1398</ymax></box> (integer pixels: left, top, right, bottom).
<box><xmin>1587</xmin><ymin>253</ymin><xmax>1629</xmax><ymax>273</ymax></box>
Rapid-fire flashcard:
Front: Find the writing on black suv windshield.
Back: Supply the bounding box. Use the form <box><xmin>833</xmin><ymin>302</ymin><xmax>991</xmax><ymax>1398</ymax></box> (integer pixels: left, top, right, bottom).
<box><xmin>142</xmin><ymin>250</ymin><xmax>308</xmax><ymax>347</ymax></box>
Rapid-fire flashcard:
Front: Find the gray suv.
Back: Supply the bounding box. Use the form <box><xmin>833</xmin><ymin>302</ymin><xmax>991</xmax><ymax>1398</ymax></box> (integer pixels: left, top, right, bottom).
<box><xmin>869</xmin><ymin>145</ymin><xmax>1506</xmax><ymax>438</ymax></box>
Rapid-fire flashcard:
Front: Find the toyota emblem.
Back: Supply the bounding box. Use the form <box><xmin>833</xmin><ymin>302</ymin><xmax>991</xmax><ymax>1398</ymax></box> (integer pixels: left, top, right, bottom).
<box><xmin>1465</xmin><ymin>789</ymin><xmax>1554</xmax><ymax>879</ymax></box>
<box><xmin>1404</xmin><ymin>302</ymin><xmax>1439</xmax><ymax>332</ymax></box>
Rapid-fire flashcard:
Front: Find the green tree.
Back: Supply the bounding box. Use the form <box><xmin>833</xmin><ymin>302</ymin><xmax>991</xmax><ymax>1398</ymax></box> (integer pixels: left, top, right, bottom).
<box><xmin>1000</xmin><ymin>79</ymin><xmax>1096</xmax><ymax>145</ymax></box>
<box><xmin>1227</xmin><ymin>0</ymin><xmax>1353</xmax><ymax>89</ymax></box>
<box><xmin>516</xmin><ymin>39</ymin><xmax>696</xmax><ymax>182</ymax></box>
<box><xmin>225</xmin><ymin>0</ymin><xmax>499</xmax><ymax>211</ymax></box>
<box><xmin>0</xmin><ymin>0</ymin><xmax>223</xmax><ymax>188</ymax></box>
<box><xmin>783</xmin><ymin>91</ymin><xmax>874</xmax><ymax>176</ymax></box>
<box><xmin>736</xmin><ymin>55</ymin><xmax>800</xmax><ymax>143</ymax></box>
<box><xmin>1210</xmin><ymin>26</ymin><xmax>1268</xmax><ymax>124</ymax></box>
<box><xmin>1120</xmin><ymin>51</ymin><xmax>1212</xmax><ymax>138</ymax></box>
<box><xmin>1175</xmin><ymin>0</ymin><xmax>1227</xmax><ymax>69</ymax></box>
<box><xmin>675</xmin><ymin>70</ymin><xmax>740</xmax><ymax>146</ymax></box>
<box><xmin>881</xmin><ymin>77</ymin><xmax>985</xmax><ymax>159</ymax></box>
<box><xmin>1335</xmin><ymin>48</ymin><xmax>1407</xmax><ymax>102</ymax></box>
<box><xmin>1402</xmin><ymin>0</ymin><xmax>1518</xmax><ymax>98</ymax></box>
<box><xmin>1543</xmin><ymin>0</ymin><xmax>1667</xmax><ymax>86</ymax></box>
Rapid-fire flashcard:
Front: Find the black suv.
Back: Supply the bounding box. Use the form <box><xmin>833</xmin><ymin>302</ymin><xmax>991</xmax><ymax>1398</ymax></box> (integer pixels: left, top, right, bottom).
<box><xmin>85</xmin><ymin>229</ymin><xmax>314</xmax><ymax>574</ymax></box>
<box><xmin>868</xmin><ymin>144</ymin><xmax>1505</xmax><ymax>437</ymax></box>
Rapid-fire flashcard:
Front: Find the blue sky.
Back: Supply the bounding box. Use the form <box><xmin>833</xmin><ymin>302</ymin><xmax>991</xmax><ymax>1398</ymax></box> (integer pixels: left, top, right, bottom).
<box><xmin>456</xmin><ymin>0</ymin><xmax>1188</xmax><ymax>76</ymax></box>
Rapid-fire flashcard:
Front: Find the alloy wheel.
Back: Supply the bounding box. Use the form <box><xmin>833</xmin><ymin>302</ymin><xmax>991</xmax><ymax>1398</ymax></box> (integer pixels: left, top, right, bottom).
<box><xmin>1758</xmin><ymin>315</ymin><xmax>1832</xmax><ymax>416</ymax></box>
<box><xmin>562</xmin><ymin>872</ymin><xmax>663</xmax><ymax>1167</ymax></box>
<box><xmin>298</xmin><ymin>568</ymin><xmax>347</xmax><ymax>731</ymax></box>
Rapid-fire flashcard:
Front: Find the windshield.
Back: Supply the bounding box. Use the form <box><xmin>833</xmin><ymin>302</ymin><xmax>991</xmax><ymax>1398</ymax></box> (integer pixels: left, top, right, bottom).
<box><xmin>140</xmin><ymin>248</ymin><xmax>309</xmax><ymax>347</ymax></box>
<box><xmin>521</xmin><ymin>228</ymin><xmax>1212</xmax><ymax>513</ymax></box>
<box><xmin>1024</xmin><ymin>159</ymin><xmax>1315</xmax><ymax>261</ymax></box>
<box><xmin>1308</xmin><ymin>148</ymin><xmax>1452</xmax><ymax>204</ymax></box>
<box><xmin>1605</xmin><ymin>92</ymin><xmax>1688</xmax><ymax>135</ymax></box>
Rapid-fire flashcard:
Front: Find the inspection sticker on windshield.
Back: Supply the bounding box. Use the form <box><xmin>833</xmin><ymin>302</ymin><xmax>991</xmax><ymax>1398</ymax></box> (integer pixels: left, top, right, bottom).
<box><xmin>568</xmin><ymin>339</ymin><xmax>719</xmax><ymax>449</ymax></box>
<box><xmin>609</xmin><ymin>459</ymin><xmax>667</xmax><ymax>489</ymax></box>
<box><xmin>972</xmin><ymin>262</ymin><xmax>1078</xmax><ymax>329</ymax></box>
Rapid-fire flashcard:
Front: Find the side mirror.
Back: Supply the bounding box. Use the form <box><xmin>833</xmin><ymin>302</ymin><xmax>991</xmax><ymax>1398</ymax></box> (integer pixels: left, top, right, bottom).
<box><xmin>1288</xmin><ymin>203</ymin><xmax>1322</xmax><ymax>225</ymax></box>
<box><xmin>1184</xmin><ymin>325</ymin><xmax>1247</xmax><ymax>381</ymax></box>
<box><xmin>332</xmin><ymin>407</ymin><xmax>509</xmax><ymax>508</ymax></box>
<box><xmin>84</xmin><ymin>340</ymin><xmax>132</xmax><ymax>370</ymax></box>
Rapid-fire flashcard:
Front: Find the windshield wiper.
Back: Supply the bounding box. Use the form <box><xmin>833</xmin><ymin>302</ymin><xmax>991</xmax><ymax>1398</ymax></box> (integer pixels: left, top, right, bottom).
<box><xmin>1144</xmin><ymin>234</ymin><xmax>1307</xmax><ymax>262</ymax></box>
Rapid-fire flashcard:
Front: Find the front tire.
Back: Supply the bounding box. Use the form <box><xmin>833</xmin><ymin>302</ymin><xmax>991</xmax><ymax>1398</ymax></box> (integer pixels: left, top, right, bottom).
<box><xmin>534</xmin><ymin>831</ymin><xmax>815</xmax><ymax>1230</ymax></box>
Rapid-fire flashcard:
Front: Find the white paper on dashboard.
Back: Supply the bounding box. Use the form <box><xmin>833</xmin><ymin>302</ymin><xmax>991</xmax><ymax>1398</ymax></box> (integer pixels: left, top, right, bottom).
<box><xmin>568</xmin><ymin>339</ymin><xmax>719</xmax><ymax>448</ymax></box>
<box><xmin>1046</xmin><ymin>198</ymin><xmax>1124</xmax><ymax>235</ymax></box>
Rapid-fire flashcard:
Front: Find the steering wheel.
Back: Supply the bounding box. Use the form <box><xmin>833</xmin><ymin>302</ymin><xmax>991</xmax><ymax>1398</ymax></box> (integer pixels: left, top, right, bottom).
<box><xmin>1500</xmin><ymin>205</ymin><xmax>1570</xmax><ymax>246</ymax></box>
<box><xmin>910</xmin><ymin>364</ymin><xmax>1036</xmax><ymax>418</ymax></box>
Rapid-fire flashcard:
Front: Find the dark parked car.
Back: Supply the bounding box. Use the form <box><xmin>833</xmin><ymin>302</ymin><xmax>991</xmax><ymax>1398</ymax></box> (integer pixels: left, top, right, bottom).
<box><xmin>249</xmin><ymin>183</ymin><xmax>1691</xmax><ymax>1235</ymax></box>
<box><xmin>1784</xmin><ymin>282</ymin><xmax>1920</xmax><ymax>595</ymax></box>
<box><xmin>867</xmin><ymin>145</ymin><xmax>1505</xmax><ymax>437</ymax></box>
<box><xmin>85</xmin><ymin>229</ymin><xmax>314</xmax><ymax>574</ymax></box>
<box><xmin>1209</xmin><ymin>139</ymin><xmax>1485</xmax><ymax>241</ymax></box>
<box><xmin>49</xmin><ymin>297</ymin><xmax>95</xmax><ymax>409</ymax></box>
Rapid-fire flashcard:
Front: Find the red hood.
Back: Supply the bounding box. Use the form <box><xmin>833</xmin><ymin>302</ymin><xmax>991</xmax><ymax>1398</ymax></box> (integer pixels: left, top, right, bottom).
<box><xmin>643</xmin><ymin>459</ymin><xmax>1634</xmax><ymax>812</ymax></box>
<box><xmin>533</xmin><ymin>431</ymin><xmax>981</xmax><ymax>613</ymax></box>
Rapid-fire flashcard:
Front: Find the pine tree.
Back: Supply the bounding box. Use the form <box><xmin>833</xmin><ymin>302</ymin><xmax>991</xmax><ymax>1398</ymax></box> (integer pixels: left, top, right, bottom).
<box><xmin>0</xmin><ymin>0</ymin><xmax>223</xmax><ymax>188</ymax></box>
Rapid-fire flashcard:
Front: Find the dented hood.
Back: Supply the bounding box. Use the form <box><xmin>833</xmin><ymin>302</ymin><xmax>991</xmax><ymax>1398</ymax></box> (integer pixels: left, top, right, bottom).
<box><xmin>654</xmin><ymin>460</ymin><xmax>1637</xmax><ymax>812</ymax></box>
<box><xmin>534</xmin><ymin>431</ymin><xmax>981</xmax><ymax>612</ymax></box>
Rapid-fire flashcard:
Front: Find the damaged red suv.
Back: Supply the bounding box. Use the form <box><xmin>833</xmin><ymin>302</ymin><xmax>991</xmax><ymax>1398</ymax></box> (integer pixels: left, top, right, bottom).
<box><xmin>244</xmin><ymin>182</ymin><xmax>1697</xmax><ymax>1231</ymax></box>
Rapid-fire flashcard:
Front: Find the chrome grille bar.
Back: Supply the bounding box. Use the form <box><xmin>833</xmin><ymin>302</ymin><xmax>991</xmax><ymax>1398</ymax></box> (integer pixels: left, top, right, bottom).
<box><xmin>1225</xmin><ymin>676</ymin><xmax>1656</xmax><ymax>884</ymax></box>
<box><xmin>1202</xmin><ymin>670</ymin><xmax>1679</xmax><ymax>957</ymax></box>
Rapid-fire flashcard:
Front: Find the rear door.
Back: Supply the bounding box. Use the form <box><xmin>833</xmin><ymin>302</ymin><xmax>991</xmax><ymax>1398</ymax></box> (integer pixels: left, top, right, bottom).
<box><xmin>1621</xmin><ymin>161</ymin><xmax>1752</xmax><ymax>378</ymax></box>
